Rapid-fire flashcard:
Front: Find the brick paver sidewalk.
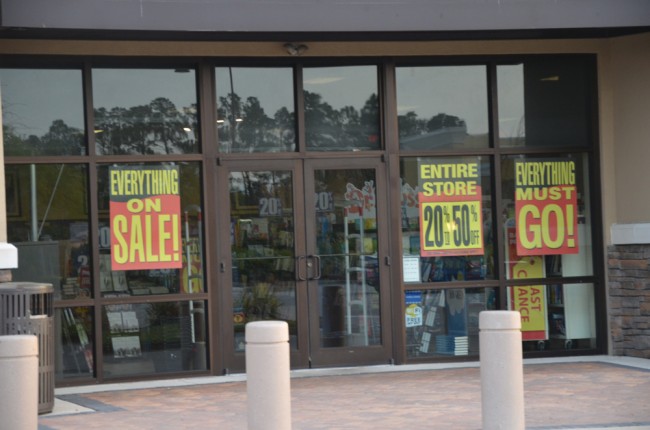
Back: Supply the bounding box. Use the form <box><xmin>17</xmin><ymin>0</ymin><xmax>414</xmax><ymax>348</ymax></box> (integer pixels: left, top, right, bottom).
<box><xmin>39</xmin><ymin>359</ymin><xmax>650</xmax><ymax>429</ymax></box>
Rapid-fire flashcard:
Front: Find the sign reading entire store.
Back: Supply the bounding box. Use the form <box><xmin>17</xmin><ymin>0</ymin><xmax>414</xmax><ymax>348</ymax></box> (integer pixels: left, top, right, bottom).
<box><xmin>417</xmin><ymin>159</ymin><xmax>484</xmax><ymax>257</ymax></box>
<box><xmin>109</xmin><ymin>166</ymin><xmax>183</xmax><ymax>270</ymax></box>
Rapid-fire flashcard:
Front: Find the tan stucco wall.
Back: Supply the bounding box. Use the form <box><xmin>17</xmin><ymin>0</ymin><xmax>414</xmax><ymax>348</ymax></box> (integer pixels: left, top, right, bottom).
<box><xmin>608</xmin><ymin>33</ymin><xmax>650</xmax><ymax>226</ymax></box>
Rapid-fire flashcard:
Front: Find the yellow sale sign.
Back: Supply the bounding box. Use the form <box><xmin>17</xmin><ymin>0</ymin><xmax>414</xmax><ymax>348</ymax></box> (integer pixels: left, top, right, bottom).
<box><xmin>110</xmin><ymin>166</ymin><xmax>182</xmax><ymax>271</ymax></box>
<box><xmin>514</xmin><ymin>159</ymin><xmax>579</xmax><ymax>256</ymax></box>
<box><xmin>418</xmin><ymin>160</ymin><xmax>484</xmax><ymax>257</ymax></box>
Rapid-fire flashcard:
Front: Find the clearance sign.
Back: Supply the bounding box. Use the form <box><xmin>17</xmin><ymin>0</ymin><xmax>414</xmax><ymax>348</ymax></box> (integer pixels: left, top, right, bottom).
<box><xmin>507</xmin><ymin>221</ymin><xmax>547</xmax><ymax>341</ymax></box>
<box><xmin>418</xmin><ymin>160</ymin><xmax>484</xmax><ymax>257</ymax></box>
<box><xmin>515</xmin><ymin>159</ymin><xmax>579</xmax><ymax>256</ymax></box>
<box><xmin>110</xmin><ymin>166</ymin><xmax>182</xmax><ymax>271</ymax></box>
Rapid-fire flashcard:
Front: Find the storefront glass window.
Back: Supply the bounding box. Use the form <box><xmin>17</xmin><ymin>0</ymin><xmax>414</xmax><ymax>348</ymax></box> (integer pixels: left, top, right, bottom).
<box><xmin>303</xmin><ymin>66</ymin><xmax>380</xmax><ymax>151</ymax></box>
<box><xmin>400</xmin><ymin>156</ymin><xmax>494</xmax><ymax>283</ymax></box>
<box><xmin>501</xmin><ymin>153</ymin><xmax>593</xmax><ymax>278</ymax></box>
<box><xmin>229</xmin><ymin>169</ymin><xmax>297</xmax><ymax>351</ymax></box>
<box><xmin>92</xmin><ymin>68</ymin><xmax>199</xmax><ymax>155</ymax></box>
<box><xmin>501</xmin><ymin>153</ymin><xmax>595</xmax><ymax>352</ymax></box>
<box><xmin>216</xmin><ymin>67</ymin><xmax>295</xmax><ymax>153</ymax></box>
<box><xmin>101</xmin><ymin>300</ymin><xmax>207</xmax><ymax>379</ymax></box>
<box><xmin>396</xmin><ymin>65</ymin><xmax>489</xmax><ymax>151</ymax></box>
<box><xmin>405</xmin><ymin>287</ymin><xmax>496</xmax><ymax>359</ymax></box>
<box><xmin>97</xmin><ymin>162</ymin><xmax>204</xmax><ymax>297</ymax></box>
<box><xmin>1</xmin><ymin>68</ymin><xmax>85</xmax><ymax>156</ymax></box>
<box><xmin>508</xmin><ymin>283</ymin><xmax>596</xmax><ymax>352</ymax></box>
<box><xmin>56</xmin><ymin>306</ymin><xmax>94</xmax><ymax>381</ymax></box>
<box><xmin>497</xmin><ymin>58</ymin><xmax>593</xmax><ymax>148</ymax></box>
<box><xmin>7</xmin><ymin>164</ymin><xmax>91</xmax><ymax>300</ymax></box>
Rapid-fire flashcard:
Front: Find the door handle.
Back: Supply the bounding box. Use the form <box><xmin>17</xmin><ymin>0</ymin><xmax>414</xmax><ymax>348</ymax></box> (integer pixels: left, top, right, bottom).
<box><xmin>311</xmin><ymin>255</ymin><xmax>321</xmax><ymax>280</ymax></box>
<box><xmin>296</xmin><ymin>255</ymin><xmax>321</xmax><ymax>281</ymax></box>
<box><xmin>296</xmin><ymin>255</ymin><xmax>307</xmax><ymax>281</ymax></box>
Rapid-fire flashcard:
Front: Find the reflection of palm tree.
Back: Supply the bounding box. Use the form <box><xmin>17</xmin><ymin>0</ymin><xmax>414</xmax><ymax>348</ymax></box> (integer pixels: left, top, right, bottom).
<box><xmin>304</xmin><ymin>91</ymin><xmax>337</xmax><ymax>148</ymax></box>
<box><xmin>274</xmin><ymin>107</ymin><xmax>295</xmax><ymax>151</ymax></box>
<box><xmin>218</xmin><ymin>92</ymin><xmax>242</xmax><ymax>151</ymax></box>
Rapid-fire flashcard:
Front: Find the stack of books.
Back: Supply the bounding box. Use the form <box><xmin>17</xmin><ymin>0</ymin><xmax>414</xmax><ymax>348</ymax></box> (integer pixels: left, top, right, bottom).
<box><xmin>435</xmin><ymin>335</ymin><xmax>469</xmax><ymax>355</ymax></box>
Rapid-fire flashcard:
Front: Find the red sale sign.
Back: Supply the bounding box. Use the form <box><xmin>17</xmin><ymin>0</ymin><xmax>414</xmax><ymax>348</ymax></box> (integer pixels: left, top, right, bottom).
<box><xmin>110</xmin><ymin>166</ymin><xmax>182</xmax><ymax>271</ymax></box>
<box><xmin>514</xmin><ymin>160</ymin><xmax>579</xmax><ymax>256</ymax></box>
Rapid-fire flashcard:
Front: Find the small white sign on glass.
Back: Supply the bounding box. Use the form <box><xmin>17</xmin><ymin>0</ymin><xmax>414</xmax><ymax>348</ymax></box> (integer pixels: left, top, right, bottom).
<box><xmin>402</xmin><ymin>256</ymin><xmax>420</xmax><ymax>283</ymax></box>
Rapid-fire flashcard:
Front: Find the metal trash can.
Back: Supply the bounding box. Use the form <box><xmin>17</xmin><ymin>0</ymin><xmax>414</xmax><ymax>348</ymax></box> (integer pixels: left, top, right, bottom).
<box><xmin>0</xmin><ymin>282</ymin><xmax>54</xmax><ymax>414</ymax></box>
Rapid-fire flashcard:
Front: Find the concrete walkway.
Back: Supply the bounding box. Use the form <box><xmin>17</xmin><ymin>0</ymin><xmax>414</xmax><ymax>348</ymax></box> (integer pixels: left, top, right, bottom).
<box><xmin>39</xmin><ymin>355</ymin><xmax>650</xmax><ymax>429</ymax></box>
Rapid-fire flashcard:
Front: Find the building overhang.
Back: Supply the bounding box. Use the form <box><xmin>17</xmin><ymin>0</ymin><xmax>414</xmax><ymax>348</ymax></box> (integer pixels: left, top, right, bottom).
<box><xmin>1</xmin><ymin>0</ymin><xmax>649</xmax><ymax>42</ymax></box>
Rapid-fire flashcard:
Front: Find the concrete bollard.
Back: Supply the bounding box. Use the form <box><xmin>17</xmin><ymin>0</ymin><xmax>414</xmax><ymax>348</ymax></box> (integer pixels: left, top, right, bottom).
<box><xmin>0</xmin><ymin>335</ymin><xmax>38</xmax><ymax>430</ymax></box>
<box><xmin>245</xmin><ymin>321</ymin><xmax>291</xmax><ymax>430</ymax></box>
<box><xmin>479</xmin><ymin>311</ymin><xmax>525</xmax><ymax>430</ymax></box>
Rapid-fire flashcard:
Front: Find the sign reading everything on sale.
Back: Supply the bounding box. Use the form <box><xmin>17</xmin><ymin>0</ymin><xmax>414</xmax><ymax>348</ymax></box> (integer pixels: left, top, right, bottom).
<box><xmin>417</xmin><ymin>159</ymin><xmax>484</xmax><ymax>257</ymax></box>
<box><xmin>514</xmin><ymin>159</ymin><xmax>579</xmax><ymax>256</ymax></box>
<box><xmin>110</xmin><ymin>165</ymin><xmax>182</xmax><ymax>271</ymax></box>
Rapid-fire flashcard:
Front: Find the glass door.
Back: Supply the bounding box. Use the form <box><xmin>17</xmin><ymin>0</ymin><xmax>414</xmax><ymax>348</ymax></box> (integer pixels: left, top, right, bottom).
<box><xmin>220</xmin><ymin>159</ymin><xmax>308</xmax><ymax>369</ymax></box>
<box><xmin>304</xmin><ymin>158</ymin><xmax>391</xmax><ymax>367</ymax></box>
<box><xmin>219</xmin><ymin>157</ymin><xmax>391</xmax><ymax>370</ymax></box>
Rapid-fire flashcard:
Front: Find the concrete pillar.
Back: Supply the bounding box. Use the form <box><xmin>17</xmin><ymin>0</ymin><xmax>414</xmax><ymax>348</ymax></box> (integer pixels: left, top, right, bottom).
<box><xmin>0</xmin><ymin>335</ymin><xmax>38</xmax><ymax>430</ymax></box>
<box><xmin>479</xmin><ymin>311</ymin><xmax>525</xmax><ymax>430</ymax></box>
<box><xmin>245</xmin><ymin>321</ymin><xmax>291</xmax><ymax>430</ymax></box>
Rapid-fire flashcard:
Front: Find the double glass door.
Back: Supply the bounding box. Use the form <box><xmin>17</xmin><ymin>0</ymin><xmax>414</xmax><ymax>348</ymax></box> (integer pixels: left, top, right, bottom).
<box><xmin>220</xmin><ymin>157</ymin><xmax>391</xmax><ymax>369</ymax></box>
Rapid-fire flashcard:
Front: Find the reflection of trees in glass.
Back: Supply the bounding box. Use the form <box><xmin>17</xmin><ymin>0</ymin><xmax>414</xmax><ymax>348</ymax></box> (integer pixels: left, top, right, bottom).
<box><xmin>217</xmin><ymin>90</ymin><xmax>379</xmax><ymax>152</ymax></box>
<box><xmin>398</xmin><ymin>112</ymin><xmax>466</xmax><ymax>138</ymax></box>
<box><xmin>217</xmin><ymin>93</ymin><xmax>295</xmax><ymax>153</ymax></box>
<box><xmin>3</xmin><ymin>120</ymin><xmax>84</xmax><ymax>156</ymax></box>
<box><xmin>304</xmin><ymin>91</ymin><xmax>379</xmax><ymax>150</ymax></box>
<box><xmin>94</xmin><ymin>97</ymin><xmax>197</xmax><ymax>155</ymax></box>
<box><xmin>398</xmin><ymin>110</ymin><xmax>468</xmax><ymax>150</ymax></box>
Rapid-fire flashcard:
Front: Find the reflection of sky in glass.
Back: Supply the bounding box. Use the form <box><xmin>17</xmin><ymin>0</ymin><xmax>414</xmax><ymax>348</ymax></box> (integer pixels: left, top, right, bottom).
<box><xmin>303</xmin><ymin>66</ymin><xmax>377</xmax><ymax>110</ymax></box>
<box><xmin>0</xmin><ymin>69</ymin><xmax>84</xmax><ymax>137</ymax></box>
<box><xmin>215</xmin><ymin>67</ymin><xmax>294</xmax><ymax>119</ymax></box>
<box><xmin>93</xmin><ymin>68</ymin><xmax>197</xmax><ymax>113</ymax></box>
<box><xmin>396</xmin><ymin>66</ymin><xmax>488</xmax><ymax>134</ymax></box>
<box><xmin>497</xmin><ymin>64</ymin><xmax>525</xmax><ymax>139</ymax></box>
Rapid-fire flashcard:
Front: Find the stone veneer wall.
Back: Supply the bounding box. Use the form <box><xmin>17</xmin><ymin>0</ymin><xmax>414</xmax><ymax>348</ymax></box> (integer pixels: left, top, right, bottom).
<box><xmin>607</xmin><ymin>245</ymin><xmax>650</xmax><ymax>358</ymax></box>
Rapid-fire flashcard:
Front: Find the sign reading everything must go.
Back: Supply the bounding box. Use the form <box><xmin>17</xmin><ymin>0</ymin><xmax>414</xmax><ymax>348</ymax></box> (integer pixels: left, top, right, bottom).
<box><xmin>514</xmin><ymin>159</ymin><xmax>579</xmax><ymax>256</ymax></box>
<box><xmin>110</xmin><ymin>166</ymin><xmax>183</xmax><ymax>270</ymax></box>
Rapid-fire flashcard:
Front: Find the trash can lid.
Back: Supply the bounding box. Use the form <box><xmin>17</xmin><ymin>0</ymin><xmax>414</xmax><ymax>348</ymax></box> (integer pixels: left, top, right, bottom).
<box><xmin>0</xmin><ymin>335</ymin><xmax>38</xmax><ymax>358</ymax></box>
<box><xmin>0</xmin><ymin>282</ymin><xmax>53</xmax><ymax>293</ymax></box>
